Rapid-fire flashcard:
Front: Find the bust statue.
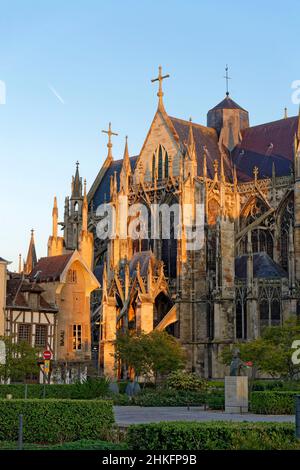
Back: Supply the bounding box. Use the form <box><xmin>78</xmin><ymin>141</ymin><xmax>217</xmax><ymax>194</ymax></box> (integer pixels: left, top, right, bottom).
<box><xmin>229</xmin><ymin>348</ymin><xmax>245</xmax><ymax>376</ymax></box>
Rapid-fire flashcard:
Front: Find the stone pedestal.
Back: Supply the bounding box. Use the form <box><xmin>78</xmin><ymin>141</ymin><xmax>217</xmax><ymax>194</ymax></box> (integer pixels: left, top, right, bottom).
<box><xmin>225</xmin><ymin>376</ymin><xmax>248</xmax><ymax>413</ymax></box>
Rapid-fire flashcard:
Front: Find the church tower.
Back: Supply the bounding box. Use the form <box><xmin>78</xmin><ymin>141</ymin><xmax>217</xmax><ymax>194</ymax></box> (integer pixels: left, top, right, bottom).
<box><xmin>64</xmin><ymin>161</ymin><xmax>84</xmax><ymax>250</ymax></box>
<box><xmin>207</xmin><ymin>68</ymin><xmax>249</xmax><ymax>151</ymax></box>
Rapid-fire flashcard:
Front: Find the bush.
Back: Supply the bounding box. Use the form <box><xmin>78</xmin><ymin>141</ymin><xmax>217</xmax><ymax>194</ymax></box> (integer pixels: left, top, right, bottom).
<box><xmin>250</xmin><ymin>391</ymin><xmax>298</xmax><ymax>414</ymax></box>
<box><xmin>0</xmin><ymin>399</ymin><xmax>114</xmax><ymax>443</ymax></box>
<box><xmin>108</xmin><ymin>389</ymin><xmax>206</xmax><ymax>406</ymax></box>
<box><xmin>0</xmin><ymin>378</ymin><xmax>109</xmax><ymax>399</ymax></box>
<box><xmin>205</xmin><ymin>391</ymin><xmax>225</xmax><ymax>410</ymax></box>
<box><xmin>126</xmin><ymin>421</ymin><xmax>297</xmax><ymax>450</ymax></box>
<box><xmin>166</xmin><ymin>371</ymin><xmax>209</xmax><ymax>392</ymax></box>
<box><xmin>252</xmin><ymin>380</ymin><xmax>300</xmax><ymax>391</ymax></box>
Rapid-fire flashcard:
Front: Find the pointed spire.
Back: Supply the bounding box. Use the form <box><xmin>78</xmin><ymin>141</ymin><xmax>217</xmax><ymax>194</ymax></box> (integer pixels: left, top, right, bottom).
<box><xmin>253</xmin><ymin>166</ymin><xmax>259</xmax><ymax>183</ymax></box>
<box><xmin>213</xmin><ymin>159</ymin><xmax>219</xmax><ymax>181</ymax></box>
<box><xmin>284</xmin><ymin>107</ymin><xmax>288</xmax><ymax>119</ymax></box>
<box><xmin>220</xmin><ymin>152</ymin><xmax>225</xmax><ymax>183</ymax></box>
<box><xmin>71</xmin><ymin>161</ymin><xmax>82</xmax><ymax>198</ymax></box>
<box><xmin>102</xmin><ymin>261</ymin><xmax>108</xmax><ymax>300</ymax></box>
<box><xmin>82</xmin><ymin>179</ymin><xmax>88</xmax><ymax>232</ymax></box>
<box><xmin>18</xmin><ymin>254</ymin><xmax>22</xmax><ymax>274</ymax></box>
<box><xmin>203</xmin><ymin>151</ymin><xmax>207</xmax><ymax>180</ymax></box>
<box><xmin>187</xmin><ymin>118</ymin><xmax>196</xmax><ymax>161</ymax></box>
<box><xmin>52</xmin><ymin>196</ymin><xmax>58</xmax><ymax>238</ymax></box>
<box><xmin>24</xmin><ymin>229</ymin><xmax>37</xmax><ymax>275</ymax></box>
<box><xmin>122</xmin><ymin>136</ymin><xmax>131</xmax><ymax>174</ymax></box>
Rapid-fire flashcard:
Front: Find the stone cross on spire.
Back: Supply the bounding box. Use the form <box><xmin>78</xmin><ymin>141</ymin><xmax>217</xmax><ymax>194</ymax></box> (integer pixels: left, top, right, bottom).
<box><xmin>151</xmin><ymin>65</ymin><xmax>170</xmax><ymax>109</ymax></box>
<box><xmin>102</xmin><ymin>122</ymin><xmax>118</xmax><ymax>159</ymax></box>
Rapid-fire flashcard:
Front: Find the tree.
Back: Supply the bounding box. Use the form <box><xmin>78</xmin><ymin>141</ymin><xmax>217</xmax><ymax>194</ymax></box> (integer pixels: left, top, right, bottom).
<box><xmin>115</xmin><ymin>330</ymin><xmax>186</xmax><ymax>384</ymax></box>
<box><xmin>221</xmin><ymin>318</ymin><xmax>300</xmax><ymax>380</ymax></box>
<box><xmin>0</xmin><ymin>336</ymin><xmax>40</xmax><ymax>383</ymax></box>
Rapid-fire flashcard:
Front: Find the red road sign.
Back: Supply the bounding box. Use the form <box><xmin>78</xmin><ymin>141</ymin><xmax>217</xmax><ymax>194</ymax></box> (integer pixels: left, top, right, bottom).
<box><xmin>43</xmin><ymin>350</ymin><xmax>52</xmax><ymax>360</ymax></box>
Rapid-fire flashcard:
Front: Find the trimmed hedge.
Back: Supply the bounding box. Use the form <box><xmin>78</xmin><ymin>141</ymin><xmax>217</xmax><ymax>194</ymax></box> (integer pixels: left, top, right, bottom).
<box><xmin>110</xmin><ymin>389</ymin><xmax>207</xmax><ymax>406</ymax></box>
<box><xmin>0</xmin><ymin>379</ymin><xmax>108</xmax><ymax>399</ymax></box>
<box><xmin>126</xmin><ymin>421</ymin><xmax>297</xmax><ymax>450</ymax></box>
<box><xmin>0</xmin><ymin>399</ymin><xmax>114</xmax><ymax>443</ymax></box>
<box><xmin>250</xmin><ymin>391</ymin><xmax>298</xmax><ymax>414</ymax></box>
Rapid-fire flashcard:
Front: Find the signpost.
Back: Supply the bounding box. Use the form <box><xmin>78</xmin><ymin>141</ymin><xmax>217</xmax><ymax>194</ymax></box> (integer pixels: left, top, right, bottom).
<box><xmin>43</xmin><ymin>350</ymin><xmax>52</xmax><ymax>360</ymax></box>
<box><xmin>42</xmin><ymin>351</ymin><xmax>52</xmax><ymax>384</ymax></box>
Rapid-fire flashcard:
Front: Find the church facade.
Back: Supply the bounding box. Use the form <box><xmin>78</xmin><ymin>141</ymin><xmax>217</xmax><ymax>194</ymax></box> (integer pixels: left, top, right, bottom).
<box><xmin>65</xmin><ymin>68</ymin><xmax>300</xmax><ymax>378</ymax></box>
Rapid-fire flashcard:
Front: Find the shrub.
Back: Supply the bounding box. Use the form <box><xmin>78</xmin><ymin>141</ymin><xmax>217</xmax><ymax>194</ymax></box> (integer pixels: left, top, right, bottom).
<box><xmin>0</xmin><ymin>378</ymin><xmax>109</xmax><ymax>399</ymax></box>
<box><xmin>250</xmin><ymin>391</ymin><xmax>298</xmax><ymax>414</ymax></box>
<box><xmin>0</xmin><ymin>399</ymin><xmax>114</xmax><ymax>443</ymax></box>
<box><xmin>133</xmin><ymin>389</ymin><xmax>206</xmax><ymax>407</ymax></box>
<box><xmin>205</xmin><ymin>391</ymin><xmax>225</xmax><ymax>410</ymax></box>
<box><xmin>126</xmin><ymin>421</ymin><xmax>296</xmax><ymax>450</ymax></box>
<box><xmin>166</xmin><ymin>371</ymin><xmax>209</xmax><ymax>392</ymax></box>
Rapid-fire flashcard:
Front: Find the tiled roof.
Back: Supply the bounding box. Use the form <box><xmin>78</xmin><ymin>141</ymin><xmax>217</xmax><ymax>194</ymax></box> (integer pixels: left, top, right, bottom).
<box><xmin>169</xmin><ymin>117</ymin><xmax>232</xmax><ymax>180</ymax></box>
<box><xmin>6</xmin><ymin>276</ymin><xmax>57</xmax><ymax>311</ymax></box>
<box><xmin>208</xmin><ymin>95</ymin><xmax>246</xmax><ymax>112</ymax></box>
<box><xmin>235</xmin><ymin>252</ymin><xmax>287</xmax><ymax>279</ymax></box>
<box><xmin>29</xmin><ymin>253</ymin><xmax>73</xmax><ymax>282</ymax></box>
<box><xmin>233</xmin><ymin>116</ymin><xmax>297</xmax><ymax>181</ymax></box>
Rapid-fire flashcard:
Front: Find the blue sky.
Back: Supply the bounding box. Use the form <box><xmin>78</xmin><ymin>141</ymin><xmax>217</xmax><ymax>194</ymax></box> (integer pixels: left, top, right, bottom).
<box><xmin>0</xmin><ymin>0</ymin><xmax>299</xmax><ymax>270</ymax></box>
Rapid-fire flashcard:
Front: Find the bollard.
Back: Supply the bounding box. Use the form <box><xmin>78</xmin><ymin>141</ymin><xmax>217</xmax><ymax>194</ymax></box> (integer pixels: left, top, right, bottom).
<box><xmin>18</xmin><ymin>414</ymin><xmax>23</xmax><ymax>450</ymax></box>
<box><xmin>296</xmin><ymin>395</ymin><xmax>300</xmax><ymax>439</ymax></box>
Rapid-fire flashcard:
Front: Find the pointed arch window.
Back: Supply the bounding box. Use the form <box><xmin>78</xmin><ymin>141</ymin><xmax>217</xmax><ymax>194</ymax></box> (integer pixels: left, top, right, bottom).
<box><xmin>152</xmin><ymin>153</ymin><xmax>156</xmax><ymax>182</ymax></box>
<box><xmin>152</xmin><ymin>145</ymin><xmax>169</xmax><ymax>182</ymax></box>
<box><xmin>158</xmin><ymin>146</ymin><xmax>163</xmax><ymax>180</ymax></box>
<box><xmin>165</xmin><ymin>151</ymin><xmax>169</xmax><ymax>178</ymax></box>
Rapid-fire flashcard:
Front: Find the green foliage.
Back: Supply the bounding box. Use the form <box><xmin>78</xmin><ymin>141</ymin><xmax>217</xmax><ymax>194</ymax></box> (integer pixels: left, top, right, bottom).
<box><xmin>252</xmin><ymin>380</ymin><xmax>300</xmax><ymax>391</ymax></box>
<box><xmin>105</xmin><ymin>389</ymin><xmax>207</xmax><ymax>406</ymax></box>
<box><xmin>250</xmin><ymin>391</ymin><xmax>298</xmax><ymax>414</ymax></box>
<box><xmin>0</xmin><ymin>336</ymin><xmax>40</xmax><ymax>383</ymax></box>
<box><xmin>221</xmin><ymin>318</ymin><xmax>300</xmax><ymax>380</ymax></box>
<box><xmin>0</xmin><ymin>399</ymin><xmax>114</xmax><ymax>443</ymax></box>
<box><xmin>126</xmin><ymin>421</ymin><xmax>297</xmax><ymax>450</ymax></box>
<box><xmin>0</xmin><ymin>440</ymin><xmax>128</xmax><ymax>450</ymax></box>
<box><xmin>165</xmin><ymin>370</ymin><xmax>209</xmax><ymax>392</ymax></box>
<box><xmin>0</xmin><ymin>378</ymin><xmax>109</xmax><ymax>399</ymax></box>
<box><xmin>68</xmin><ymin>377</ymin><xmax>109</xmax><ymax>398</ymax></box>
<box><xmin>205</xmin><ymin>391</ymin><xmax>225</xmax><ymax>410</ymax></box>
<box><xmin>115</xmin><ymin>330</ymin><xmax>186</xmax><ymax>382</ymax></box>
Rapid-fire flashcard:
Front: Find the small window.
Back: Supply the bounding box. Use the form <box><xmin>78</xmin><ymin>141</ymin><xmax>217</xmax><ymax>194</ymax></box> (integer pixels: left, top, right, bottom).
<box><xmin>18</xmin><ymin>324</ymin><xmax>31</xmax><ymax>344</ymax></box>
<box><xmin>72</xmin><ymin>324</ymin><xmax>82</xmax><ymax>351</ymax></box>
<box><xmin>67</xmin><ymin>269</ymin><xmax>77</xmax><ymax>284</ymax></box>
<box><xmin>35</xmin><ymin>325</ymin><xmax>47</xmax><ymax>348</ymax></box>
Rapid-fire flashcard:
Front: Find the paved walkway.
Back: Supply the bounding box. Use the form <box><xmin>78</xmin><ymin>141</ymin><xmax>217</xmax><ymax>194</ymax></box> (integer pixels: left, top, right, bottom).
<box><xmin>114</xmin><ymin>406</ymin><xmax>294</xmax><ymax>427</ymax></box>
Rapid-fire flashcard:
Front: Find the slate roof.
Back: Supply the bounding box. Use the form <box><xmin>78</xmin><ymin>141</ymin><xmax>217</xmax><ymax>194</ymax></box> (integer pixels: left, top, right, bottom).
<box><xmin>208</xmin><ymin>95</ymin><xmax>247</xmax><ymax>112</ymax></box>
<box><xmin>233</xmin><ymin>116</ymin><xmax>297</xmax><ymax>182</ymax></box>
<box><xmin>29</xmin><ymin>253</ymin><xmax>73</xmax><ymax>282</ymax></box>
<box><xmin>169</xmin><ymin>117</ymin><xmax>232</xmax><ymax>180</ymax></box>
<box><xmin>94</xmin><ymin>264</ymin><xmax>104</xmax><ymax>284</ymax></box>
<box><xmin>235</xmin><ymin>252</ymin><xmax>287</xmax><ymax>279</ymax></box>
<box><xmin>91</xmin><ymin>156</ymin><xmax>138</xmax><ymax>209</ymax></box>
<box><xmin>129</xmin><ymin>250</ymin><xmax>157</xmax><ymax>277</ymax></box>
<box><xmin>0</xmin><ymin>257</ymin><xmax>8</xmax><ymax>263</ymax></box>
